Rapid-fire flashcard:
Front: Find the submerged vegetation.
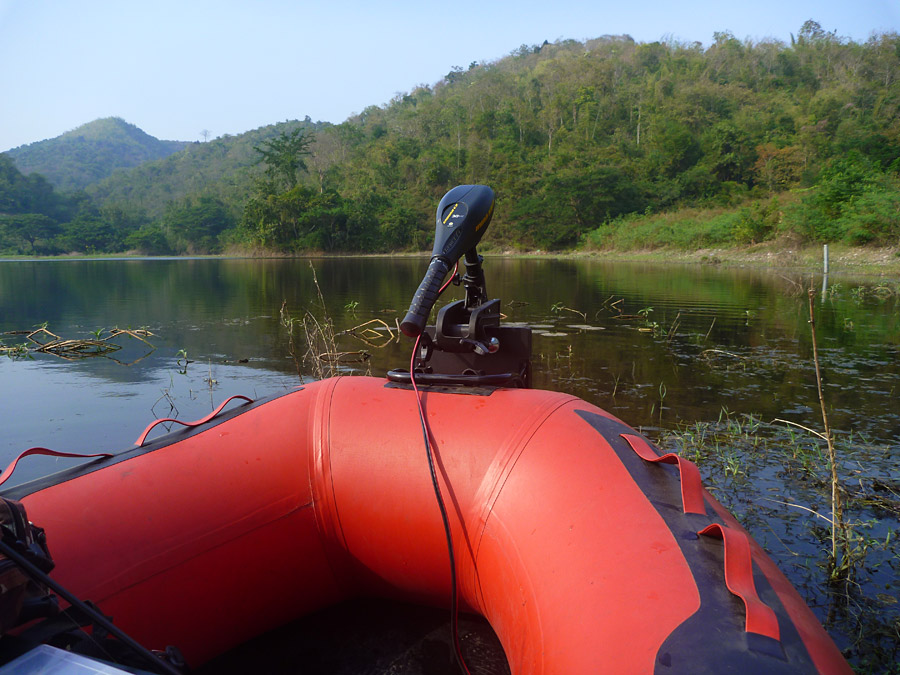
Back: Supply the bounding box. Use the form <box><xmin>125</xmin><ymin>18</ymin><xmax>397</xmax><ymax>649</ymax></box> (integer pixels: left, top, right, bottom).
<box><xmin>2</xmin><ymin>21</ymin><xmax>899</xmax><ymax>256</ymax></box>
<box><xmin>636</xmin><ymin>282</ymin><xmax>899</xmax><ymax>673</ymax></box>
<box><xmin>657</xmin><ymin>412</ymin><xmax>900</xmax><ymax>672</ymax></box>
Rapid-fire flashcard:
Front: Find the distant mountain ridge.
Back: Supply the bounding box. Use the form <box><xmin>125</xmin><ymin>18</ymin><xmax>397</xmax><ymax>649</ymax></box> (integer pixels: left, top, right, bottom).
<box><xmin>5</xmin><ymin>117</ymin><xmax>189</xmax><ymax>192</ymax></box>
<box><xmin>84</xmin><ymin>119</ymin><xmax>319</xmax><ymax>218</ymax></box>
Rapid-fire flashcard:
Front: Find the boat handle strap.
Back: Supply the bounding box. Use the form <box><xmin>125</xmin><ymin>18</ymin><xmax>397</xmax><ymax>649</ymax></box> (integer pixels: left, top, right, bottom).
<box><xmin>134</xmin><ymin>395</ymin><xmax>254</xmax><ymax>447</ymax></box>
<box><xmin>620</xmin><ymin>433</ymin><xmax>706</xmax><ymax>515</ymax></box>
<box><xmin>0</xmin><ymin>448</ymin><xmax>114</xmax><ymax>488</ymax></box>
<box><xmin>698</xmin><ymin>523</ymin><xmax>781</xmax><ymax>640</ymax></box>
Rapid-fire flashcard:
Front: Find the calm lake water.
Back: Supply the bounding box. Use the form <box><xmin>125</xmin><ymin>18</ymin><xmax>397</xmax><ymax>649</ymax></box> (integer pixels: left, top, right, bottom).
<box><xmin>1</xmin><ymin>257</ymin><xmax>898</xmax><ymax>668</ymax></box>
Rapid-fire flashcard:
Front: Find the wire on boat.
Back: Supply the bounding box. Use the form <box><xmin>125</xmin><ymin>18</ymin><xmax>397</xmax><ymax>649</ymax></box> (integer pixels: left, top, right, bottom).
<box><xmin>0</xmin><ymin>535</ymin><xmax>183</xmax><ymax>675</ymax></box>
<box><xmin>409</xmin><ymin>263</ymin><xmax>472</xmax><ymax>675</ymax></box>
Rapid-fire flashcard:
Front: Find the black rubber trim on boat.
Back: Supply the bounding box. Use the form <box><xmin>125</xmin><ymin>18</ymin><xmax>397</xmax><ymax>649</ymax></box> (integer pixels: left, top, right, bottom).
<box><xmin>386</xmin><ymin>369</ymin><xmax>520</xmax><ymax>388</ymax></box>
<box><xmin>384</xmin><ymin>381</ymin><xmax>498</xmax><ymax>397</ymax></box>
<box><xmin>573</xmin><ymin>410</ymin><xmax>813</xmax><ymax>675</ymax></box>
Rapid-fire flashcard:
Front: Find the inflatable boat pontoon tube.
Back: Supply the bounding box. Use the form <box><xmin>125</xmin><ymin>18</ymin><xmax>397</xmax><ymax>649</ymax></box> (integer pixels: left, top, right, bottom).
<box><xmin>6</xmin><ymin>376</ymin><xmax>851</xmax><ymax>674</ymax></box>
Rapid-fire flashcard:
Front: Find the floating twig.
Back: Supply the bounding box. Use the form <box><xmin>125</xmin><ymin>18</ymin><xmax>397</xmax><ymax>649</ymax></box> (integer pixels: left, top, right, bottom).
<box><xmin>341</xmin><ymin>318</ymin><xmax>395</xmax><ymax>348</ymax></box>
<box><xmin>700</xmin><ymin>349</ymin><xmax>746</xmax><ymax>360</ymax></box>
<box><xmin>2</xmin><ymin>326</ymin><xmax>155</xmax><ymax>362</ymax></box>
<box><xmin>551</xmin><ymin>302</ymin><xmax>587</xmax><ymax>321</ymax></box>
<box><xmin>773</xmin><ymin>418</ymin><xmax>828</xmax><ymax>442</ymax></box>
<box><xmin>762</xmin><ymin>498</ymin><xmax>835</xmax><ymax>525</ymax></box>
<box><xmin>318</xmin><ymin>351</ymin><xmax>370</xmax><ymax>363</ymax></box>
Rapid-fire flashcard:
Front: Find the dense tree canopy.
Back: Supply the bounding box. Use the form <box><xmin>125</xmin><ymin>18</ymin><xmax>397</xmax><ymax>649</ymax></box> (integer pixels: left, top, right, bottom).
<box><xmin>2</xmin><ymin>23</ymin><xmax>899</xmax><ymax>255</ymax></box>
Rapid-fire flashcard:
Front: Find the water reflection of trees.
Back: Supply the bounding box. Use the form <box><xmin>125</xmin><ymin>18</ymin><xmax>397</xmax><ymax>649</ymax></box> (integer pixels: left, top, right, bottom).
<box><xmin>0</xmin><ymin>258</ymin><xmax>896</xmax><ymax>441</ymax></box>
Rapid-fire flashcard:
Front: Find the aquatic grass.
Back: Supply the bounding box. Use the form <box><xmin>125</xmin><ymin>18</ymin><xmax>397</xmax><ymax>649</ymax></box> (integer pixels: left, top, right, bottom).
<box><xmin>666</xmin><ymin>312</ymin><xmax>681</xmax><ymax>343</ymax></box>
<box><xmin>610</xmin><ymin>373</ymin><xmax>622</xmax><ymax>398</ymax></box>
<box><xmin>175</xmin><ymin>348</ymin><xmax>191</xmax><ymax>375</ymax></box>
<box><xmin>280</xmin><ymin>263</ymin><xmax>375</xmax><ymax>381</ymax></box>
<box><xmin>0</xmin><ymin>338</ymin><xmax>31</xmax><ymax>360</ymax></box>
<box><xmin>655</xmin><ymin>382</ymin><xmax>667</xmax><ymax>423</ymax></box>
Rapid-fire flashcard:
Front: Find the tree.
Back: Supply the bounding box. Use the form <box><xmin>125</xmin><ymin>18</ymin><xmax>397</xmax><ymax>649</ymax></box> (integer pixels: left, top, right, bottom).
<box><xmin>754</xmin><ymin>144</ymin><xmax>805</xmax><ymax>192</ymax></box>
<box><xmin>703</xmin><ymin>121</ymin><xmax>755</xmax><ymax>183</ymax></box>
<box><xmin>241</xmin><ymin>186</ymin><xmax>315</xmax><ymax>250</ymax></box>
<box><xmin>0</xmin><ymin>213</ymin><xmax>60</xmax><ymax>252</ymax></box>
<box><xmin>253</xmin><ymin>128</ymin><xmax>314</xmax><ymax>191</ymax></box>
<box><xmin>124</xmin><ymin>224</ymin><xmax>173</xmax><ymax>255</ymax></box>
<box><xmin>163</xmin><ymin>197</ymin><xmax>234</xmax><ymax>253</ymax></box>
<box><xmin>60</xmin><ymin>215</ymin><xmax>120</xmax><ymax>253</ymax></box>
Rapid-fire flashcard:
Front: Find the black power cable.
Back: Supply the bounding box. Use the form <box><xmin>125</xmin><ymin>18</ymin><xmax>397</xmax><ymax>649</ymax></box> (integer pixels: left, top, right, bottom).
<box><xmin>408</xmin><ymin>265</ymin><xmax>472</xmax><ymax>675</ymax></box>
<box><xmin>0</xmin><ymin>536</ymin><xmax>183</xmax><ymax>675</ymax></box>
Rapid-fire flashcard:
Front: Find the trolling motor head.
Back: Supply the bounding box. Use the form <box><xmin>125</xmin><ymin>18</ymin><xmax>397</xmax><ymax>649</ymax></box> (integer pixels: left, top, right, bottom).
<box><xmin>430</xmin><ymin>184</ymin><xmax>495</xmax><ymax>265</ymax></box>
<box><xmin>399</xmin><ymin>185</ymin><xmax>495</xmax><ymax>337</ymax></box>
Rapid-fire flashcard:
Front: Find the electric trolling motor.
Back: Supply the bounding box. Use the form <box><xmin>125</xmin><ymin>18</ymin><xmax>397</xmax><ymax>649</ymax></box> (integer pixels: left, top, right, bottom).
<box><xmin>388</xmin><ymin>185</ymin><xmax>532</xmax><ymax>388</ymax></box>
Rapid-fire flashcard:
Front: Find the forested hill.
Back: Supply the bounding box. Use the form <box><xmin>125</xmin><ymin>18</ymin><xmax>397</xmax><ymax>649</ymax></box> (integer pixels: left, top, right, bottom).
<box><xmin>6</xmin><ymin>117</ymin><xmax>188</xmax><ymax>192</ymax></box>
<box><xmin>304</xmin><ymin>26</ymin><xmax>898</xmax><ymax>251</ymax></box>
<box><xmin>2</xmin><ymin>22</ymin><xmax>899</xmax><ymax>255</ymax></box>
<box><xmin>86</xmin><ymin>120</ymin><xmax>320</xmax><ymax>218</ymax></box>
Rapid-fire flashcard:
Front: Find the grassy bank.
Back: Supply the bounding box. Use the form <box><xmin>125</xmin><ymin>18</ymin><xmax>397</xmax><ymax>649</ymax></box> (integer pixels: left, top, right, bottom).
<box><xmin>578</xmin><ymin>182</ymin><xmax>900</xmax><ymax>277</ymax></box>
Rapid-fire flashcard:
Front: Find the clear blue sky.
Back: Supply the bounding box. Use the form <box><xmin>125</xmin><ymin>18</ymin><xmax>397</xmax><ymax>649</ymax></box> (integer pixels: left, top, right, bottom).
<box><xmin>1</xmin><ymin>0</ymin><xmax>898</xmax><ymax>152</ymax></box>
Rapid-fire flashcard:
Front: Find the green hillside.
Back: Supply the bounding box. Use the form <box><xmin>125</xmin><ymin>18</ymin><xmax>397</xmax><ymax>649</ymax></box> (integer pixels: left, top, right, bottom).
<box><xmin>2</xmin><ymin>21</ymin><xmax>899</xmax><ymax>256</ymax></box>
<box><xmin>311</xmin><ymin>27</ymin><xmax>899</xmax><ymax>251</ymax></box>
<box><xmin>6</xmin><ymin>117</ymin><xmax>188</xmax><ymax>192</ymax></box>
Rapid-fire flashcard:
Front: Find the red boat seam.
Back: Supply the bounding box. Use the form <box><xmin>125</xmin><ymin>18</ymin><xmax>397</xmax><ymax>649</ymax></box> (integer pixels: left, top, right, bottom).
<box><xmin>309</xmin><ymin>378</ymin><xmax>352</xmax><ymax>577</ymax></box>
<box><xmin>134</xmin><ymin>395</ymin><xmax>254</xmax><ymax>447</ymax></box>
<box><xmin>470</xmin><ymin>395</ymin><xmax>581</xmax><ymax>576</ymax></box>
<box><xmin>698</xmin><ymin>523</ymin><xmax>781</xmax><ymax>640</ymax></box>
<box><xmin>87</xmin><ymin>495</ymin><xmax>313</xmax><ymax>606</ymax></box>
<box><xmin>620</xmin><ymin>433</ymin><xmax>706</xmax><ymax>515</ymax></box>
<box><xmin>0</xmin><ymin>448</ymin><xmax>114</xmax><ymax>488</ymax></box>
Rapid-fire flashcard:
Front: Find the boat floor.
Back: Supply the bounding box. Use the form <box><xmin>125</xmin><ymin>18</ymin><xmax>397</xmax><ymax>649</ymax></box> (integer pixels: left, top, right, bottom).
<box><xmin>194</xmin><ymin>598</ymin><xmax>511</xmax><ymax>675</ymax></box>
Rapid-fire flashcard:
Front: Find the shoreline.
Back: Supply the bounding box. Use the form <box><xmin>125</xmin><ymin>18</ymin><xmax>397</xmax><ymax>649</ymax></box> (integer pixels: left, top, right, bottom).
<box><xmin>2</xmin><ymin>243</ymin><xmax>899</xmax><ymax>279</ymax></box>
<box><xmin>557</xmin><ymin>243</ymin><xmax>900</xmax><ymax>279</ymax></box>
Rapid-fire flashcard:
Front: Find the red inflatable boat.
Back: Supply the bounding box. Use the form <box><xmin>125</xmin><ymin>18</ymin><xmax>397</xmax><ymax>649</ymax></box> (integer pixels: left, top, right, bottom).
<box><xmin>0</xmin><ymin>186</ymin><xmax>852</xmax><ymax>673</ymax></box>
<box><xmin>1</xmin><ymin>376</ymin><xmax>850</xmax><ymax>673</ymax></box>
